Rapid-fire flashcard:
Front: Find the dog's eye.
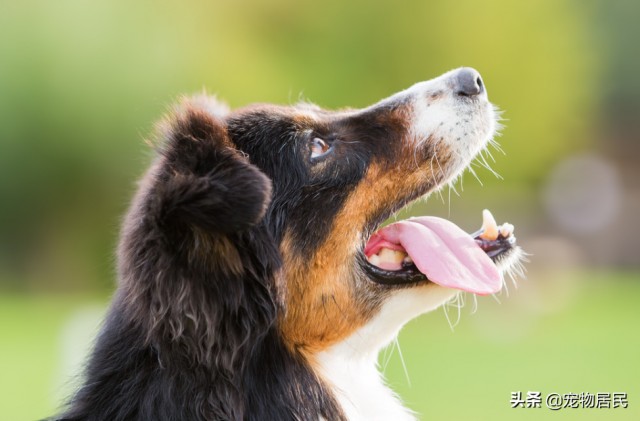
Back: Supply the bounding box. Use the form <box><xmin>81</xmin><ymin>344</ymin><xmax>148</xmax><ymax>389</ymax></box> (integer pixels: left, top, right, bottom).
<box><xmin>310</xmin><ymin>137</ymin><xmax>331</xmax><ymax>159</ymax></box>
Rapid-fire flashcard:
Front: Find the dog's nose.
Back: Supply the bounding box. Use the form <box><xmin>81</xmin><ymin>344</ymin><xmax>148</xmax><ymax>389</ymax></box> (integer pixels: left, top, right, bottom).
<box><xmin>454</xmin><ymin>67</ymin><xmax>484</xmax><ymax>97</ymax></box>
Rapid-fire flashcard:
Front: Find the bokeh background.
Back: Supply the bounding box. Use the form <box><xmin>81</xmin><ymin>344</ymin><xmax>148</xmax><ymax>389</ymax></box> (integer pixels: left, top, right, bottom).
<box><xmin>1</xmin><ymin>0</ymin><xmax>639</xmax><ymax>420</ymax></box>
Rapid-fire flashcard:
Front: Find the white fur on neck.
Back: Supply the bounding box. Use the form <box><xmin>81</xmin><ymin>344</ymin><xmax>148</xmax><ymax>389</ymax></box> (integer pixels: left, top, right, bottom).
<box><xmin>315</xmin><ymin>285</ymin><xmax>458</xmax><ymax>421</ymax></box>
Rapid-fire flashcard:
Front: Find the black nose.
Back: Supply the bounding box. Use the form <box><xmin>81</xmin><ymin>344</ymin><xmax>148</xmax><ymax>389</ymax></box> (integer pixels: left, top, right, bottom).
<box><xmin>454</xmin><ymin>67</ymin><xmax>484</xmax><ymax>97</ymax></box>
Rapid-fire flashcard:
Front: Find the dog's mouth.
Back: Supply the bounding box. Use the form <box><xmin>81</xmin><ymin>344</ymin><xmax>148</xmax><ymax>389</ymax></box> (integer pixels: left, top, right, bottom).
<box><xmin>362</xmin><ymin>209</ymin><xmax>517</xmax><ymax>295</ymax></box>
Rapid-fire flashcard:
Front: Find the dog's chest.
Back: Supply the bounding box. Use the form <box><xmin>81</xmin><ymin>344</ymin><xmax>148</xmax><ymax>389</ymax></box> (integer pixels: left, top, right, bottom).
<box><xmin>313</xmin><ymin>287</ymin><xmax>460</xmax><ymax>420</ymax></box>
<box><xmin>315</xmin><ymin>345</ymin><xmax>416</xmax><ymax>421</ymax></box>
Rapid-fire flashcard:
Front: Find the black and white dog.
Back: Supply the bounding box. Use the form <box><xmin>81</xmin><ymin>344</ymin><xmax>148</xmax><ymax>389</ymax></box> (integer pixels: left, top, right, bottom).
<box><xmin>60</xmin><ymin>67</ymin><xmax>523</xmax><ymax>420</ymax></box>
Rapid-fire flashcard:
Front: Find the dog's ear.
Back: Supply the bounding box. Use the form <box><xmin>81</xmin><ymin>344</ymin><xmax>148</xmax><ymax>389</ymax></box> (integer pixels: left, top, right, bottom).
<box><xmin>117</xmin><ymin>96</ymin><xmax>278</xmax><ymax>392</ymax></box>
<box><xmin>152</xmin><ymin>96</ymin><xmax>272</xmax><ymax>235</ymax></box>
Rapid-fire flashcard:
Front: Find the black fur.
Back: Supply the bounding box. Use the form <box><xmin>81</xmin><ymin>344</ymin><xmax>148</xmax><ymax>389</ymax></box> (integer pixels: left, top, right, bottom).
<box><xmin>59</xmin><ymin>103</ymin><xmax>347</xmax><ymax>421</ymax></box>
<box><xmin>57</xmin><ymin>71</ymin><xmax>506</xmax><ymax>420</ymax></box>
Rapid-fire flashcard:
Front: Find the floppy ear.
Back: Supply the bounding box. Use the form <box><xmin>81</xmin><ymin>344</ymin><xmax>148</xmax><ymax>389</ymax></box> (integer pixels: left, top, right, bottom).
<box><xmin>152</xmin><ymin>96</ymin><xmax>272</xmax><ymax>235</ymax></box>
<box><xmin>111</xmin><ymin>97</ymin><xmax>278</xmax><ymax>415</ymax></box>
<box><xmin>131</xmin><ymin>95</ymin><xmax>278</xmax><ymax>361</ymax></box>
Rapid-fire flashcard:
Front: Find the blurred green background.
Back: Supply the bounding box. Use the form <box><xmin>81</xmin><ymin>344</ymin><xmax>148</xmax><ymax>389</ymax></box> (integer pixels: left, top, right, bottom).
<box><xmin>1</xmin><ymin>0</ymin><xmax>638</xmax><ymax>420</ymax></box>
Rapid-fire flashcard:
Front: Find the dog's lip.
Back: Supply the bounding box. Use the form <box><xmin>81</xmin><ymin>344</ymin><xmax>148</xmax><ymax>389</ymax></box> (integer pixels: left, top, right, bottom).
<box><xmin>360</xmin><ymin>213</ymin><xmax>517</xmax><ymax>289</ymax></box>
<box><xmin>361</xmin><ymin>254</ymin><xmax>428</xmax><ymax>286</ymax></box>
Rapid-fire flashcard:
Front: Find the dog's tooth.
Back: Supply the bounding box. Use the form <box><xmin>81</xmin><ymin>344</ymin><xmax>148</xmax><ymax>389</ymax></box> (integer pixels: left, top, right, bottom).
<box><xmin>403</xmin><ymin>255</ymin><xmax>413</xmax><ymax>264</ymax></box>
<box><xmin>499</xmin><ymin>223</ymin><xmax>514</xmax><ymax>238</ymax></box>
<box><xmin>368</xmin><ymin>254</ymin><xmax>381</xmax><ymax>266</ymax></box>
<box><xmin>480</xmin><ymin>209</ymin><xmax>499</xmax><ymax>241</ymax></box>
<box><xmin>378</xmin><ymin>248</ymin><xmax>407</xmax><ymax>265</ymax></box>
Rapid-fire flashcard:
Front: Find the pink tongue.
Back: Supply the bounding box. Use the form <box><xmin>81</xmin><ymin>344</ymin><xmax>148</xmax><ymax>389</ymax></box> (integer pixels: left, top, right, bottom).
<box><xmin>368</xmin><ymin>217</ymin><xmax>502</xmax><ymax>295</ymax></box>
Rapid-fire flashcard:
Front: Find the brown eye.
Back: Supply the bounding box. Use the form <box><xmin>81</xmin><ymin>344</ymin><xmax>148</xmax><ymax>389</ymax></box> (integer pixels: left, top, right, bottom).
<box><xmin>310</xmin><ymin>137</ymin><xmax>331</xmax><ymax>159</ymax></box>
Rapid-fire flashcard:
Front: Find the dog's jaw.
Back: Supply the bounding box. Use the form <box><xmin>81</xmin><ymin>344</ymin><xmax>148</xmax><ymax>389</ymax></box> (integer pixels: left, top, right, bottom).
<box><xmin>228</xmin><ymin>68</ymin><xmax>517</xmax><ymax>419</ymax></box>
<box><xmin>314</xmin><ymin>286</ymin><xmax>459</xmax><ymax>421</ymax></box>
<box><xmin>62</xmin><ymin>66</ymin><xmax>521</xmax><ymax>421</ymax></box>
<box><xmin>311</xmin><ymin>70</ymin><xmax>514</xmax><ymax>420</ymax></box>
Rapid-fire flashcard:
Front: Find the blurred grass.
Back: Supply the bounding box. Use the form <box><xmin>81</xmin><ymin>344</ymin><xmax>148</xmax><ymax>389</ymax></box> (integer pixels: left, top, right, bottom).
<box><xmin>385</xmin><ymin>271</ymin><xmax>640</xmax><ymax>420</ymax></box>
<box><xmin>0</xmin><ymin>293</ymin><xmax>108</xmax><ymax>420</ymax></box>
<box><xmin>1</xmin><ymin>272</ymin><xmax>638</xmax><ymax>420</ymax></box>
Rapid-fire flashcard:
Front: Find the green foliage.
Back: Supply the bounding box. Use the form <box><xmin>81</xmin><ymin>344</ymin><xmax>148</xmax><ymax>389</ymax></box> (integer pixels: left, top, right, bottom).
<box><xmin>0</xmin><ymin>0</ymin><xmax>600</xmax><ymax>288</ymax></box>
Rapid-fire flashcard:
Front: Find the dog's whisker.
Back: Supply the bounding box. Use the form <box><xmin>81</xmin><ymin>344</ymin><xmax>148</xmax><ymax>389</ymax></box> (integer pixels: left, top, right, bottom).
<box><xmin>394</xmin><ymin>338</ymin><xmax>412</xmax><ymax>387</ymax></box>
<box><xmin>380</xmin><ymin>341</ymin><xmax>395</xmax><ymax>372</ymax></box>
<box><xmin>466</xmin><ymin>164</ymin><xmax>484</xmax><ymax>186</ymax></box>
<box><xmin>486</xmin><ymin>140</ymin><xmax>504</xmax><ymax>158</ymax></box>
<box><xmin>500</xmin><ymin>277</ymin><xmax>510</xmax><ymax>297</ymax></box>
<box><xmin>429</xmin><ymin>154</ymin><xmax>446</xmax><ymax>204</ymax></box>
<box><xmin>470</xmin><ymin>294</ymin><xmax>479</xmax><ymax>315</ymax></box>
<box><xmin>483</xmin><ymin>146</ymin><xmax>497</xmax><ymax>163</ymax></box>
<box><xmin>432</xmin><ymin>150</ymin><xmax>446</xmax><ymax>180</ymax></box>
<box><xmin>489</xmin><ymin>140</ymin><xmax>506</xmax><ymax>155</ymax></box>
<box><xmin>65</xmin><ymin>68</ymin><xmax>525</xmax><ymax>421</ymax></box>
<box><xmin>443</xmin><ymin>292</ymin><xmax>465</xmax><ymax>331</ymax></box>
<box><xmin>448</xmin><ymin>181</ymin><xmax>460</xmax><ymax>197</ymax></box>
<box><xmin>432</xmin><ymin>152</ymin><xmax>448</xmax><ymax>204</ymax></box>
<box><xmin>474</xmin><ymin>151</ymin><xmax>503</xmax><ymax>179</ymax></box>
<box><xmin>443</xmin><ymin>302</ymin><xmax>455</xmax><ymax>332</ymax></box>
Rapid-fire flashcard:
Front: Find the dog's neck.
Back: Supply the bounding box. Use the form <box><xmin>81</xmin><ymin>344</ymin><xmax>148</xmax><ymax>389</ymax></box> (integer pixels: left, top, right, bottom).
<box><xmin>315</xmin><ymin>341</ymin><xmax>415</xmax><ymax>421</ymax></box>
<box><xmin>313</xmin><ymin>287</ymin><xmax>458</xmax><ymax>420</ymax></box>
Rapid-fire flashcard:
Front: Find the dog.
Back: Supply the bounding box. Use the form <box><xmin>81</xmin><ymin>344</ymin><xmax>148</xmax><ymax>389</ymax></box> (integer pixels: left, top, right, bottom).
<box><xmin>59</xmin><ymin>67</ymin><xmax>523</xmax><ymax>420</ymax></box>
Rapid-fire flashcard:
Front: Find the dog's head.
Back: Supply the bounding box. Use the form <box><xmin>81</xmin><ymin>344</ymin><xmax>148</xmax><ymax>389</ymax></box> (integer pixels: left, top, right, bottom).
<box><xmin>149</xmin><ymin>67</ymin><xmax>521</xmax><ymax>361</ymax></box>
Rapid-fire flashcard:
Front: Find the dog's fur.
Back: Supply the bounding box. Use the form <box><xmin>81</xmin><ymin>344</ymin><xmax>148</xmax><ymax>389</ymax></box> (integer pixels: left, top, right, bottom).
<box><xmin>60</xmin><ymin>68</ymin><xmax>519</xmax><ymax>420</ymax></box>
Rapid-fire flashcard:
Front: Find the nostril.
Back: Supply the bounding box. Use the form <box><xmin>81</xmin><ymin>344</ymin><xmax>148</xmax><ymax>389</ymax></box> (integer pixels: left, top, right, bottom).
<box><xmin>455</xmin><ymin>67</ymin><xmax>485</xmax><ymax>97</ymax></box>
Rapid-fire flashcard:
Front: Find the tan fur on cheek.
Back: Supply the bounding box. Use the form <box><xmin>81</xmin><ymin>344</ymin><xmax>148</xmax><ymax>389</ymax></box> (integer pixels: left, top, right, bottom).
<box><xmin>279</xmin><ymin>232</ymin><xmax>364</xmax><ymax>354</ymax></box>
<box><xmin>278</xmin><ymin>144</ymin><xmax>454</xmax><ymax>353</ymax></box>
